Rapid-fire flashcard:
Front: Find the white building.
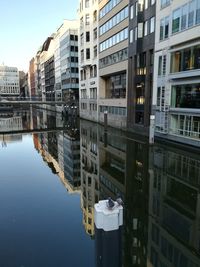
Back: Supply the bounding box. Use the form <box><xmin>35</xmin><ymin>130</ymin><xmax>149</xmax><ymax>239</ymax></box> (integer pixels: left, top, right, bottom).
<box><xmin>78</xmin><ymin>0</ymin><xmax>99</xmax><ymax>122</ymax></box>
<box><xmin>153</xmin><ymin>0</ymin><xmax>200</xmax><ymax>147</ymax></box>
<box><xmin>0</xmin><ymin>65</ymin><xmax>20</xmax><ymax>97</ymax></box>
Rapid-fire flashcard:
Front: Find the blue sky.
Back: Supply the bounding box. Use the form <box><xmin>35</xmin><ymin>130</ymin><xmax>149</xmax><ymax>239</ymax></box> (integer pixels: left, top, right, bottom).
<box><xmin>0</xmin><ymin>0</ymin><xmax>78</xmax><ymax>72</ymax></box>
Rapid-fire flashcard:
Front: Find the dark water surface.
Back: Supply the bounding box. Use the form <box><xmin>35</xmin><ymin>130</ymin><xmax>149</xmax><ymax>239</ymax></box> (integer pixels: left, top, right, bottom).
<box><xmin>0</xmin><ymin>108</ymin><xmax>200</xmax><ymax>267</ymax></box>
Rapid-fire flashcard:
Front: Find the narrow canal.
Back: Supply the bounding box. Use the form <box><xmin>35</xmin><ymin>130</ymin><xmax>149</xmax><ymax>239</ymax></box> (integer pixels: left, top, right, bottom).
<box><xmin>0</xmin><ymin>108</ymin><xmax>200</xmax><ymax>267</ymax></box>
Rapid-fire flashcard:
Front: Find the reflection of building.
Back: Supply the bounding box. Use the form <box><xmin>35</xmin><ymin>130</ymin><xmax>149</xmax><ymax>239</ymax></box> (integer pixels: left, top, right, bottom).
<box><xmin>124</xmin><ymin>135</ymin><xmax>149</xmax><ymax>267</ymax></box>
<box><xmin>63</xmin><ymin>132</ymin><xmax>80</xmax><ymax>190</ymax></box>
<box><xmin>80</xmin><ymin>120</ymin><xmax>99</xmax><ymax>236</ymax></box>
<box><xmin>153</xmin><ymin>0</ymin><xmax>200</xmax><ymax>146</ymax></box>
<box><xmin>99</xmin><ymin>126</ymin><xmax>126</xmax><ymax>200</ymax></box>
<box><xmin>0</xmin><ymin>116</ymin><xmax>23</xmax><ymax>132</ymax></box>
<box><xmin>148</xmin><ymin>144</ymin><xmax>200</xmax><ymax>267</ymax></box>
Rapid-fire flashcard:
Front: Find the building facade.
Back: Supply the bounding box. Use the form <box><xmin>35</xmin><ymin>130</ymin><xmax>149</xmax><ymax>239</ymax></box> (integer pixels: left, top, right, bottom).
<box><xmin>98</xmin><ymin>0</ymin><xmax>129</xmax><ymax>128</ymax></box>
<box><xmin>79</xmin><ymin>0</ymin><xmax>99</xmax><ymax>122</ymax></box>
<box><xmin>59</xmin><ymin>20</ymin><xmax>79</xmax><ymax>105</ymax></box>
<box><xmin>153</xmin><ymin>0</ymin><xmax>200</xmax><ymax>147</ymax></box>
<box><xmin>0</xmin><ymin>65</ymin><xmax>20</xmax><ymax>97</ymax></box>
<box><xmin>127</xmin><ymin>0</ymin><xmax>156</xmax><ymax>135</ymax></box>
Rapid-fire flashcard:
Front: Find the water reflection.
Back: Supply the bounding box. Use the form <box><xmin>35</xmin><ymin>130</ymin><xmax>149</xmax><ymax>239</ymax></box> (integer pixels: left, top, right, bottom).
<box><xmin>0</xmin><ymin>109</ymin><xmax>200</xmax><ymax>267</ymax></box>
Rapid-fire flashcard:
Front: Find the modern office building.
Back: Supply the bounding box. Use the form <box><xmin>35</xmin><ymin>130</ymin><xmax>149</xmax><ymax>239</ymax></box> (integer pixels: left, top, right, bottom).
<box><xmin>78</xmin><ymin>0</ymin><xmax>99</xmax><ymax>122</ymax></box>
<box><xmin>153</xmin><ymin>0</ymin><xmax>200</xmax><ymax>146</ymax></box>
<box><xmin>98</xmin><ymin>0</ymin><xmax>129</xmax><ymax>128</ymax></box>
<box><xmin>59</xmin><ymin>20</ymin><xmax>79</xmax><ymax>105</ymax></box>
<box><xmin>0</xmin><ymin>65</ymin><xmax>20</xmax><ymax>97</ymax></box>
<box><xmin>127</xmin><ymin>0</ymin><xmax>156</xmax><ymax>135</ymax></box>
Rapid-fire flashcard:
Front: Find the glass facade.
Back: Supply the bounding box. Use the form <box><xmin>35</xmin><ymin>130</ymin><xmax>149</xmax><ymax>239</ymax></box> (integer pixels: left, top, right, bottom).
<box><xmin>99</xmin><ymin>48</ymin><xmax>128</xmax><ymax>69</ymax></box>
<box><xmin>106</xmin><ymin>73</ymin><xmax>126</xmax><ymax>98</ymax></box>
<box><xmin>171</xmin><ymin>83</ymin><xmax>200</xmax><ymax>109</ymax></box>
<box><xmin>172</xmin><ymin>0</ymin><xmax>200</xmax><ymax>34</ymax></box>
<box><xmin>135</xmin><ymin>83</ymin><xmax>145</xmax><ymax>124</ymax></box>
<box><xmin>170</xmin><ymin>44</ymin><xmax>200</xmax><ymax>73</ymax></box>
<box><xmin>100</xmin><ymin>105</ymin><xmax>126</xmax><ymax>116</ymax></box>
<box><xmin>171</xmin><ymin>114</ymin><xmax>200</xmax><ymax>140</ymax></box>
<box><xmin>100</xmin><ymin>0</ymin><xmax>122</xmax><ymax>18</ymax></box>
<box><xmin>100</xmin><ymin>6</ymin><xmax>128</xmax><ymax>36</ymax></box>
<box><xmin>99</xmin><ymin>28</ymin><xmax>128</xmax><ymax>52</ymax></box>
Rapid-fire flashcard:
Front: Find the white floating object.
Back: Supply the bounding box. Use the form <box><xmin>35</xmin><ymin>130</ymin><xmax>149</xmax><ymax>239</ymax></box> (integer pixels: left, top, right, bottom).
<box><xmin>94</xmin><ymin>200</ymin><xmax>123</xmax><ymax>232</ymax></box>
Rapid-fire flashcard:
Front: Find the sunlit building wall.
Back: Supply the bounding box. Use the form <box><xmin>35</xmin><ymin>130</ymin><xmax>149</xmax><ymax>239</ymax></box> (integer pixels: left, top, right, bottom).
<box><xmin>29</xmin><ymin>58</ymin><xmax>36</xmax><ymax>98</ymax></box>
<box><xmin>59</xmin><ymin>20</ymin><xmax>79</xmax><ymax>105</ymax></box>
<box><xmin>34</xmin><ymin>50</ymin><xmax>42</xmax><ymax>99</ymax></box>
<box><xmin>153</xmin><ymin>0</ymin><xmax>200</xmax><ymax>147</ymax></box>
<box><xmin>39</xmin><ymin>36</ymin><xmax>55</xmax><ymax>102</ymax></box>
<box><xmin>98</xmin><ymin>0</ymin><xmax>129</xmax><ymax>128</ymax></box>
<box><xmin>0</xmin><ymin>65</ymin><xmax>20</xmax><ymax>97</ymax></box>
<box><xmin>78</xmin><ymin>0</ymin><xmax>99</xmax><ymax>122</ymax></box>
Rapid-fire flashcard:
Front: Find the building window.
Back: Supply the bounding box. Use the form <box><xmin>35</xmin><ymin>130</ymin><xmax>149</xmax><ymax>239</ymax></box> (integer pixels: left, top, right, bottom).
<box><xmin>138</xmin><ymin>0</ymin><xmax>144</xmax><ymax>12</ymax></box>
<box><xmin>170</xmin><ymin>44</ymin><xmax>200</xmax><ymax>73</ymax></box>
<box><xmin>81</xmin><ymin>49</ymin><xmax>84</xmax><ymax>62</ymax></box>
<box><xmin>144</xmin><ymin>20</ymin><xmax>148</xmax><ymax>36</ymax></box>
<box><xmin>188</xmin><ymin>0</ymin><xmax>195</xmax><ymax>27</ymax></box>
<box><xmin>86</xmin><ymin>48</ymin><xmax>90</xmax><ymax>59</ymax></box>
<box><xmin>181</xmin><ymin>4</ymin><xmax>188</xmax><ymax>30</ymax></box>
<box><xmin>99</xmin><ymin>48</ymin><xmax>128</xmax><ymax>69</ymax></box>
<box><xmin>170</xmin><ymin>114</ymin><xmax>200</xmax><ymax>139</ymax></box>
<box><xmin>80</xmin><ymin>33</ymin><xmax>84</xmax><ymax>45</ymax></box>
<box><xmin>106</xmin><ymin>73</ymin><xmax>126</xmax><ymax>99</ymax></box>
<box><xmin>150</xmin><ymin>17</ymin><xmax>155</xmax><ymax>33</ymax></box>
<box><xmin>134</xmin><ymin>27</ymin><xmax>138</xmax><ymax>41</ymax></box>
<box><xmin>85</xmin><ymin>0</ymin><xmax>89</xmax><ymax>8</ymax></box>
<box><xmin>93</xmin><ymin>28</ymin><xmax>97</xmax><ymax>40</ymax></box>
<box><xmin>172</xmin><ymin>8</ymin><xmax>181</xmax><ymax>33</ymax></box>
<box><xmin>86</xmin><ymin>31</ymin><xmax>90</xmax><ymax>42</ymax></box>
<box><xmin>130</xmin><ymin>5</ymin><xmax>134</xmax><ymax>19</ymax></box>
<box><xmin>85</xmin><ymin>14</ymin><xmax>90</xmax><ymax>25</ymax></box>
<box><xmin>99</xmin><ymin>6</ymin><xmax>128</xmax><ymax>36</ymax></box>
<box><xmin>145</xmin><ymin>0</ymin><xmax>148</xmax><ymax>10</ymax></box>
<box><xmin>197</xmin><ymin>0</ymin><xmax>200</xmax><ymax>24</ymax></box>
<box><xmin>100</xmin><ymin>0</ymin><xmax>122</xmax><ymax>18</ymax></box>
<box><xmin>160</xmin><ymin>0</ymin><xmax>170</xmax><ymax>9</ymax></box>
<box><xmin>138</xmin><ymin>23</ymin><xmax>143</xmax><ymax>38</ymax></box>
<box><xmin>130</xmin><ymin>29</ymin><xmax>133</xmax><ymax>43</ymax></box>
<box><xmin>100</xmin><ymin>105</ymin><xmax>126</xmax><ymax>116</ymax></box>
<box><xmin>171</xmin><ymin>83</ymin><xmax>200</xmax><ymax>109</ymax></box>
<box><xmin>160</xmin><ymin>16</ymin><xmax>169</xmax><ymax>40</ymax></box>
<box><xmin>136</xmin><ymin>53</ymin><xmax>146</xmax><ymax>75</ymax></box>
<box><xmin>158</xmin><ymin>55</ymin><xmax>166</xmax><ymax>76</ymax></box>
<box><xmin>99</xmin><ymin>28</ymin><xmax>128</xmax><ymax>52</ymax></box>
<box><xmin>135</xmin><ymin>83</ymin><xmax>145</xmax><ymax>124</ymax></box>
<box><xmin>171</xmin><ymin>1</ymin><xmax>200</xmax><ymax>34</ymax></box>
<box><xmin>93</xmin><ymin>45</ymin><xmax>97</xmax><ymax>58</ymax></box>
<box><xmin>90</xmin><ymin>88</ymin><xmax>97</xmax><ymax>99</ymax></box>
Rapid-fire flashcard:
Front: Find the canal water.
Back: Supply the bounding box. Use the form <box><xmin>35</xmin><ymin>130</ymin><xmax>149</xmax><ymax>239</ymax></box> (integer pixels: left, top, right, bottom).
<box><xmin>0</xmin><ymin>108</ymin><xmax>200</xmax><ymax>267</ymax></box>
